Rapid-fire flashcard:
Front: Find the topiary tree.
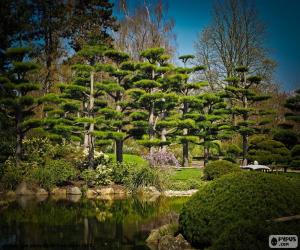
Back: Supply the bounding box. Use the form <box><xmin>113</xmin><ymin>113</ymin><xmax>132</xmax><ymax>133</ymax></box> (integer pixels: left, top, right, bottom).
<box><xmin>128</xmin><ymin>48</ymin><xmax>177</xmax><ymax>153</ymax></box>
<box><xmin>247</xmin><ymin>135</ymin><xmax>290</xmax><ymax>170</ymax></box>
<box><xmin>284</xmin><ymin>88</ymin><xmax>300</xmax><ymax>126</ymax></box>
<box><xmin>273</xmin><ymin>129</ymin><xmax>298</xmax><ymax>150</ymax></box>
<box><xmin>96</xmin><ymin>49</ymin><xmax>134</xmax><ymax>162</ymax></box>
<box><xmin>42</xmin><ymin>45</ymin><xmax>107</xmax><ymax>168</ymax></box>
<box><xmin>191</xmin><ymin>92</ymin><xmax>233</xmax><ymax>165</ymax></box>
<box><xmin>224</xmin><ymin>66</ymin><xmax>271</xmax><ymax>165</ymax></box>
<box><xmin>203</xmin><ymin>159</ymin><xmax>240</xmax><ymax>180</ymax></box>
<box><xmin>290</xmin><ymin>145</ymin><xmax>300</xmax><ymax>169</ymax></box>
<box><xmin>179</xmin><ymin>171</ymin><xmax>300</xmax><ymax>249</ymax></box>
<box><xmin>166</xmin><ymin>54</ymin><xmax>207</xmax><ymax>167</ymax></box>
<box><xmin>224</xmin><ymin>144</ymin><xmax>242</xmax><ymax>163</ymax></box>
<box><xmin>0</xmin><ymin>48</ymin><xmax>41</xmax><ymax>163</ymax></box>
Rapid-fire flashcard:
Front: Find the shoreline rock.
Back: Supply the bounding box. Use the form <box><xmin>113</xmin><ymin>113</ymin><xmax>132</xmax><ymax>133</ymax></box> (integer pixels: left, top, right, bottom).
<box><xmin>66</xmin><ymin>186</ymin><xmax>82</xmax><ymax>195</ymax></box>
<box><xmin>146</xmin><ymin>223</ymin><xmax>194</xmax><ymax>250</ymax></box>
<box><xmin>15</xmin><ymin>182</ymin><xmax>35</xmax><ymax>196</ymax></box>
<box><xmin>163</xmin><ymin>189</ymin><xmax>198</xmax><ymax>197</ymax></box>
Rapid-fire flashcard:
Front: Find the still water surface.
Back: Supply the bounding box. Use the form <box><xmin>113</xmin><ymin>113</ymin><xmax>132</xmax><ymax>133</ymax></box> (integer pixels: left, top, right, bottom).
<box><xmin>0</xmin><ymin>195</ymin><xmax>189</xmax><ymax>250</ymax></box>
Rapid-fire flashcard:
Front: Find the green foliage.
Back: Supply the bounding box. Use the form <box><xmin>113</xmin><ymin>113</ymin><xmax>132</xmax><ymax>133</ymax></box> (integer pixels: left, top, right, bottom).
<box><xmin>284</xmin><ymin>88</ymin><xmax>300</xmax><ymax>123</ymax></box>
<box><xmin>126</xmin><ymin>165</ymin><xmax>166</xmax><ymax>191</ymax></box>
<box><xmin>109</xmin><ymin>162</ymin><xmax>133</xmax><ymax>184</ymax></box>
<box><xmin>290</xmin><ymin>144</ymin><xmax>300</xmax><ymax>168</ymax></box>
<box><xmin>179</xmin><ymin>172</ymin><xmax>300</xmax><ymax>249</ymax></box>
<box><xmin>273</xmin><ymin>129</ymin><xmax>298</xmax><ymax>149</ymax></box>
<box><xmin>1</xmin><ymin>157</ymin><xmax>33</xmax><ymax>189</ymax></box>
<box><xmin>22</xmin><ymin>137</ymin><xmax>55</xmax><ymax>165</ymax></box>
<box><xmin>167</xmin><ymin>168</ymin><xmax>205</xmax><ymax>190</ymax></box>
<box><xmin>203</xmin><ymin>160</ymin><xmax>240</xmax><ymax>180</ymax></box>
<box><xmin>247</xmin><ymin>135</ymin><xmax>290</xmax><ymax>165</ymax></box>
<box><xmin>81</xmin><ymin>165</ymin><xmax>112</xmax><ymax>186</ymax></box>
<box><xmin>108</xmin><ymin>153</ymin><xmax>148</xmax><ymax>166</ymax></box>
<box><xmin>211</xmin><ymin>219</ymin><xmax>300</xmax><ymax>250</ymax></box>
<box><xmin>31</xmin><ymin>159</ymin><xmax>77</xmax><ymax>190</ymax></box>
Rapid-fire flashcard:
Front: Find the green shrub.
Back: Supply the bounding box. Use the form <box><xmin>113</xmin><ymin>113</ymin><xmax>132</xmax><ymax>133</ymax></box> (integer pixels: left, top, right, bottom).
<box><xmin>81</xmin><ymin>165</ymin><xmax>112</xmax><ymax>187</ymax></box>
<box><xmin>125</xmin><ymin>165</ymin><xmax>166</xmax><ymax>191</ymax></box>
<box><xmin>1</xmin><ymin>157</ymin><xmax>34</xmax><ymax>189</ymax></box>
<box><xmin>22</xmin><ymin>137</ymin><xmax>56</xmax><ymax>165</ymax></box>
<box><xmin>225</xmin><ymin>144</ymin><xmax>242</xmax><ymax>163</ymax></box>
<box><xmin>290</xmin><ymin>144</ymin><xmax>300</xmax><ymax>168</ymax></box>
<box><xmin>31</xmin><ymin>159</ymin><xmax>77</xmax><ymax>190</ymax></box>
<box><xmin>203</xmin><ymin>160</ymin><xmax>240</xmax><ymax>180</ymax></box>
<box><xmin>247</xmin><ymin>135</ymin><xmax>290</xmax><ymax>165</ymax></box>
<box><xmin>211</xmin><ymin>219</ymin><xmax>300</xmax><ymax>250</ymax></box>
<box><xmin>273</xmin><ymin>129</ymin><xmax>298</xmax><ymax>149</ymax></box>
<box><xmin>110</xmin><ymin>162</ymin><xmax>133</xmax><ymax>184</ymax></box>
<box><xmin>179</xmin><ymin>172</ymin><xmax>300</xmax><ymax>249</ymax></box>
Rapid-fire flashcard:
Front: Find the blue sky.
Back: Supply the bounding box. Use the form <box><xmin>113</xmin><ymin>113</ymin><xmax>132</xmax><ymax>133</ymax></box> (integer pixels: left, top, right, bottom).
<box><xmin>114</xmin><ymin>0</ymin><xmax>300</xmax><ymax>91</ymax></box>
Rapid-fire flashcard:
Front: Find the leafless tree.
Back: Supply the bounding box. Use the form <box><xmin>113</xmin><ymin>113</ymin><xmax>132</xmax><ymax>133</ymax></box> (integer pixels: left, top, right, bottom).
<box><xmin>194</xmin><ymin>0</ymin><xmax>276</xmax><ymax>88</ymax></box>
<box><xmin>114</xmin><ymin>0</ymin><xmax>176</xmax><ymax>60</ymax></box>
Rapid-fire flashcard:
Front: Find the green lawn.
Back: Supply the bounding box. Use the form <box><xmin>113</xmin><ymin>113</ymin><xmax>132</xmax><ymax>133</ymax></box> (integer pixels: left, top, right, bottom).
<box><xmin>107</xmin><ymin>153</ymin><xmax>148</xmax><ymax>166</ymax></box>
<box><xmin>170</xmin><ymin>168</ymin><xmax>203</xmax><ymax>181</ymax></box>
<box><xmin>167</xmin><ymin>168</ymin><xmax>205</xmax><ymax>190</ymax></box>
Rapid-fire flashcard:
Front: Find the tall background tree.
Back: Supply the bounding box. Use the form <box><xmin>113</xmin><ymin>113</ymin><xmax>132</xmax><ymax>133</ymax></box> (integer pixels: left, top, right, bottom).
<box><xmin>0</xmin><ymin>48</ymin><xmax>41</xmax><ymax>163</ymax></box>
<box><xmin>114</xmin><ymin>0</ymin><xmax>176</xmax><ymax>60</ymax></box>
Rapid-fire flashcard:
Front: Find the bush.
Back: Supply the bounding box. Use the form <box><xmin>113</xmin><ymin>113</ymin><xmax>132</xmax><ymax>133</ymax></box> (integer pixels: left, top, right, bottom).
<box><xmin>125</xmin><ymin>164</ymin><xmax>166</xmax><ymax>190</ymax></box>
<box><xmin>22</xmin><ymin>137</ymin><xmax>56</xmax><ymax>165</ymax></box>
<box><xmin>81</xmin><ymin>165</ymin><xmax>112</xmax><ymax>187</ymax></box>
<box><xmin>211</xmin><ymin>219</ymin><xmax>300</xmax><ymax>250</ymax></box>
<box><xmin>31</xmin><ymin>159</ymin><xmax>77</xmax><ymax>190</ymax></box>
<box><xmin>203</xmin><ymin>160</ymin><xmax>240</xmax><ymax>180</ymax></box>
<box><xmin>225</xmin><ymin>144</ymin><xmax>242</xmax><ymax>163</ymax></box>
<box><xmin>273</xmin><ymin>129</ymin><xmax>298</xmax><ymax>149</ymax></box>
<box><xmin>1</xmin><ymin>157</ymin><xmax>35</xmax><ymax>189</ymax></box>
<box><xmin>144</xmin><ymin>149</ymin><xmax>180</xmax><ymax>168</ymax></box>
<box><xmin>290</xmin><ymin>144</ymin><xmax>300</xmax><ymax>168</ymax></box>
<box><xmin>179</xmin><ymin>172</ymin><xmax>300</xmax><ymax>249</ymax></box>
<box><xmin>247</xmin><ymin>135</ymin><xmax>290</xmax><ymax>165</ymax></box>
<box><xmin>110</xmin><ymin>162</ymin><xmax>133</xmax><ymax>184</ymax></box>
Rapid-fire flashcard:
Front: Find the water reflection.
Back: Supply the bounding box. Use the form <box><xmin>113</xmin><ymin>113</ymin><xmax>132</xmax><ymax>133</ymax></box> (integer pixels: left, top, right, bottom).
<box><xmin>0</xmin><ymin>195</ymin><xmax>189</xmax><ymax>249</ymax></box>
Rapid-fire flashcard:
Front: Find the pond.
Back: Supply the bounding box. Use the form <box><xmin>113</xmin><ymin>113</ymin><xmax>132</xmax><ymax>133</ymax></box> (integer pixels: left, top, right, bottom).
<box><xmin>0</xmin><ymin>195</ymin><xmax>189</xmax><ymax>249</ymax></box>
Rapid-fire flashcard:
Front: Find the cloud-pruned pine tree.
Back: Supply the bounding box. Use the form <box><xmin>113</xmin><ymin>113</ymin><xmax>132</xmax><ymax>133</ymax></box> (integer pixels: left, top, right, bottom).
<box><xmin>128</xmin><ymin>48</ymin><xmax>175</xmax><ymax>152</ymax></box>
<box><xmin>191</xmin><ymin>92</ymin><xmax>232</xmax><ymax>165</ymax></box>
<box><xmin>0</xmin><ymin>48</ymin><xmax>41</xmax><ymax>162</ymax></box>
<box><xmin>96</xmin><ymin>50</ymin><xmax>134</xmax><ymax>162</ymax></box>
<box><xmin>167</xmin><ymin>54</ymin><xmax>207</xmax><ymax>167</ymax></box>
<box><xmin>42</xmin><ymin>45</ymin><xmax>107</xmax><ymax>168</ymax></box>
<box><xmin>224</xmin><ymin>66</ymin><xmax>270</xmax><ymax>165</ymax></box>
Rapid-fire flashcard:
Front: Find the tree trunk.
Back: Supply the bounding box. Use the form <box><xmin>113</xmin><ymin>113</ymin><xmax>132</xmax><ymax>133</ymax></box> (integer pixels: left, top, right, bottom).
<box><xmin>88</xmin><ymin>72</ymin><xmax>95</xmax><ymax>168</ymax></box>
<box><xmin>83</xmin><ymin>100</ymin><xmax>89</xmax><ymax>151</ymax></box>
<box><xmin>183</xmin><ymin>141</ymin><xmax>189</xmax><ymax>167</ymax></box>
<box><xmin>204</xmin><ymin>142</ymin><xmax>209</xmax><ymax>167</ymax></box>
<box><xmin>242</xmin><ymin>85</ymin><xmax>248</xmax><ymax>166</ymax></box>
<box><xmin>16</xmin><ymin>132</ymin><xmax>23</xmax><ymax>164</ymax></box>
<box><xmin>149</xmin><ymin>103</ymin><xmax>155</xmax><ymax>153</ymax></box>
<box><xmin>16</xmin><ymin>113</ymin><xmax>23</xmax><ymax>164</ymax></box>
<box><xmin>182</xmin><ymin>101</ymin><xmax>189</xmax><ymax>167</ymax></box>
<box><xmin>161</xmin><ymin>127</ymin><xmax>167</xmax><ymax>152</ymax></box>
<box><xmin>242</xmin><ymin>134</ymin><xmax>248</xmax><ymax>165</ymax></box>
<box><xmin>116</xmin><ymin>140</ymin><xmax>123</xmax><ymax>163</ymax></box>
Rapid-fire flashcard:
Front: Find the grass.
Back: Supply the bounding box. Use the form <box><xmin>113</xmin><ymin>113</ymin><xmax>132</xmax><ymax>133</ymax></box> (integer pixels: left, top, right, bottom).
<box><xmin>170</xmin><ymin>168</ymin><xmax>203</xmax><ymax>181</ymax></box>
<box><xmin>167</xmin><ymin>168</ymin><xmax>205</xmax><ymax>190</ymax></box>
<box><xmin>107</xmin><ymin>153</ymin><xmax>148</xmax><ymax>166</ymax></box>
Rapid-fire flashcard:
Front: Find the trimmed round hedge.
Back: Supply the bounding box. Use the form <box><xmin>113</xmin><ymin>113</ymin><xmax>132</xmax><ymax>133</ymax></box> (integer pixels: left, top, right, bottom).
<box><xmin>179</xmin><ymin>171</ymin><xmax>300</xmax><ymax>249</ymax></box>
<box><xmin>203</xmin><ymin>160</ymin><xmax>240</xmax><ymax>180</ymax></box>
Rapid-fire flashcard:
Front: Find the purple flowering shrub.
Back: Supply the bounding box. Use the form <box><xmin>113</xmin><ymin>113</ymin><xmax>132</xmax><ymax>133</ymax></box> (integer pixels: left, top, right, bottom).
<box><xmin>144</xmin><ymin>149</ymin><xmax>180</xmax><ymax>168</ymax></box>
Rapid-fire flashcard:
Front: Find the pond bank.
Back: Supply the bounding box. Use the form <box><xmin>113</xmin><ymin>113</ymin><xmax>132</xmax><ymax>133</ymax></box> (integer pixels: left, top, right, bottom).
<box><xmin>1</xmin><ymin>182</ymin><xmax>199</xmax><ymax>203</ymax></box>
